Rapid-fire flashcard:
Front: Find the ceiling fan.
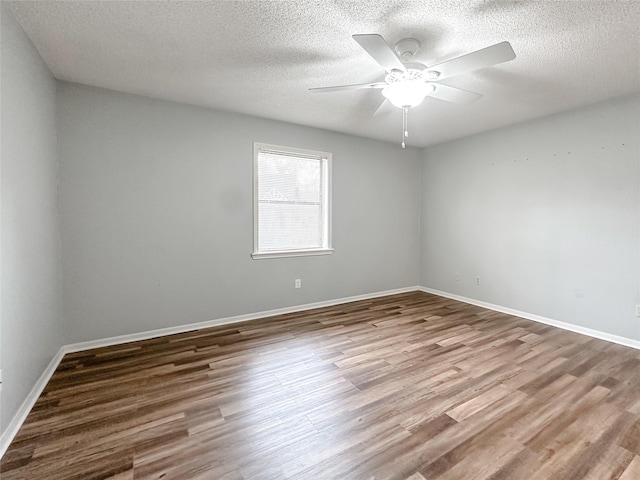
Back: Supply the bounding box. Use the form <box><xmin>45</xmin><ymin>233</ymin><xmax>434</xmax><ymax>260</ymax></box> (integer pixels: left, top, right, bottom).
<box><xmin>310</xmin><ymin>34</ymin><xmax>516</xmax><ymax>147</ymax></box>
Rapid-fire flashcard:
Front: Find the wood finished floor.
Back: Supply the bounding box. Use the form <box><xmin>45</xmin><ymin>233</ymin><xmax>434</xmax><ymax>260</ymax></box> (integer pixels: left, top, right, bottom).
<box><xmin>3</xmin><ymin>291</ymin><xmax>640</xmax><ymax>479</ymax></box>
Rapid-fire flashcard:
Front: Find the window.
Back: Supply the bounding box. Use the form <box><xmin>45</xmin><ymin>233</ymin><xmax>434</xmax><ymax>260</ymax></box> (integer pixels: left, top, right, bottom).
<box><xmin>252</xmin><ymin>143</ymin><xmax>332</xmax><ymax>259</ymax></box>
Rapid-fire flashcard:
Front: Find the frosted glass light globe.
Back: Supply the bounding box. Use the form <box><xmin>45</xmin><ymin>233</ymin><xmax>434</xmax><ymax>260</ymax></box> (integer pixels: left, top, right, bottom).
<box><xmin>382</xmin><ymin>81</ymin><xmax>435</xmax><ymax>108</ymax></box>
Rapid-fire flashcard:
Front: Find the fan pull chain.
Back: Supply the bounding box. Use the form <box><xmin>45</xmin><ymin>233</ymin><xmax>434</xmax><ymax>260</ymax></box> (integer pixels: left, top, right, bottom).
<box><xmin>401</xmin><ymin>106</ymin><xmax>409</xmax><ymax>148</ymax></box>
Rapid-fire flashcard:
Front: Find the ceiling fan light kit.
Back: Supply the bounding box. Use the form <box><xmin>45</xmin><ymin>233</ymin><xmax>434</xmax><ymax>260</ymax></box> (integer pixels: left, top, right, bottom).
<box><xmin>381</xmin><ymin>70</ymin><xmax>435</xmax><ymax>108</ymax></box>
<box><xmin>311</xmin><ymin>34</ymin><xmax>516</xmax><ymax>148</ymax></box>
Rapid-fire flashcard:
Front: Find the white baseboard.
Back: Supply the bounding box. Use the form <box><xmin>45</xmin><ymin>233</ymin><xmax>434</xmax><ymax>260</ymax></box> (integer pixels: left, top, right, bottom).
<box><xmin>3</xmin><ymin>284</ymin><xmax>638</xmax><ymax>459</ymax></box>
<box><xmin>418</xmin><ymin>286</ymin><xmax>640</xmax><ymax>350</ymax></box>
<box><xmin>0</xmin><ymin>348</ymin><xmax>67</xmax><ymax>457</ymax></box>
<box><xmin>64</xmin><ymin>286</ymin><xmax>420</xmax><ymax>353</ymax></box>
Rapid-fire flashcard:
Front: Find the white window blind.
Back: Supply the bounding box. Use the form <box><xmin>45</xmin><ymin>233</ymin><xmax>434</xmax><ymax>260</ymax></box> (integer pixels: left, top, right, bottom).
<box><xmin>253</xmin><ymin>143</ymin><xmax>332</xmax><ymax>259</ymax></box>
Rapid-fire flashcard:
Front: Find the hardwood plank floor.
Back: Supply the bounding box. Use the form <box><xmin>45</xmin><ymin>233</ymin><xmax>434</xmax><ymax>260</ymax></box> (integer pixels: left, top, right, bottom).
<box><xmin>2</xmin><ymin>291</ymin><xmax>640</xmax><ymax>479</ymax></box>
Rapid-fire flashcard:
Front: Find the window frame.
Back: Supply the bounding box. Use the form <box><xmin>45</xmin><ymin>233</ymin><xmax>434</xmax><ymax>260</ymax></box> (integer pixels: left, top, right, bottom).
<box><xmin>252</xmin><ymin>142</ymin><xmax>333</xmax><ymax>260</ymax></box>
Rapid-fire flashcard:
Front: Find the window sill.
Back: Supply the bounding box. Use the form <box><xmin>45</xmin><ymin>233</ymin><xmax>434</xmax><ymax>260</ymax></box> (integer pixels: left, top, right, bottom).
<box><xmin>251</xmin><ymin>248</ymin><xmax>334</xmax><ymax>260</ymax></box>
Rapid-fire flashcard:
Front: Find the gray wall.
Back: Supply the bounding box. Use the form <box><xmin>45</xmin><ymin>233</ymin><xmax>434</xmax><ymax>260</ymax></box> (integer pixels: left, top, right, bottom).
<box><xmin>57</xmin><ymin>82</ymin><xmax>422</xmax><ymax>343</ymax></box>
<box><xmin>1</xmin><ymin>4</ymin><xmax>63</xmax><ymax>431</ymax></box>
<box><xmin>421</xmin><ymin>94</ymin><xmax>640</xmax><ymax>340</ymax></box>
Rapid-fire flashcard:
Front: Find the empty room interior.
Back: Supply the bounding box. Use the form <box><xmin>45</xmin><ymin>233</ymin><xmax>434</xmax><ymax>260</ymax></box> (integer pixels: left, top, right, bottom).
<box><xmin>2</xmin><ymin>1</ymin><xmax>640</xmax><ymax>479</ymax></box>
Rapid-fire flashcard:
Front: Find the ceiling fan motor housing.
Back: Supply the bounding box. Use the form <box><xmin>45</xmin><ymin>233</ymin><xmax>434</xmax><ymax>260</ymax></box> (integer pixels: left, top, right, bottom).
<box><xmin>385</xmin><ymin>68</ymin><xmax>424</xmax><ymax>84</ymax></box>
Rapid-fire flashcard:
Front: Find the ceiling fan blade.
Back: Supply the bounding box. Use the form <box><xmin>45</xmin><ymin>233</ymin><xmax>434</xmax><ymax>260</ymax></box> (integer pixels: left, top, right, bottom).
<box><xmin>352</xmin><ymin>34</ymin><xmax>407</xmax><ymax>73</ymax></box>
<box><xmin>309</xmin><ymin>82</ymin><xmax>386</xmax><ymax>93</ymax></box>
<box><xmin>425</xmin><ymin>41</ymin><xmax>516</xmax><ymax>79</ymax></box>
<box><xmin>373</xmin><ymin>99</ymin><xmax>392</xmax><ymax>117</ymax></box>
<box><xmin>428</xmin><ymin>83</ymin><xmax>483</xmax><ymax>104</ymax></box>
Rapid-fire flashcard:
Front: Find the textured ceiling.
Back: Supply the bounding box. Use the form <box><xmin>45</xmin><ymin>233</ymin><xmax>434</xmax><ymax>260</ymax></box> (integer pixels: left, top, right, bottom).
<box><xmin>6</xmin><ymin>0</ymin><xmax>640</xmax><ymax>147</ymax></box>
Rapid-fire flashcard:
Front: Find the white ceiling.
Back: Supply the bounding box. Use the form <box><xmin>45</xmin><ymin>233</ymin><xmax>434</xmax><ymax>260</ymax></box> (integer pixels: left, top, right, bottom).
<box><xmin>6</xmin><ymin>0</ymin><xmax>640</xmax><ymax>147</ymax></box>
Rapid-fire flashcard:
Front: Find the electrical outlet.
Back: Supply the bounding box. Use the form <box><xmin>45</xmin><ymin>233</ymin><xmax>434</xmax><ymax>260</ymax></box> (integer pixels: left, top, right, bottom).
<box><xmin>455</xmin><ymin>272</ymin><xmax>460</xmax><ymax>282</ymax></box>
<box><xmin>475</xmin><ymin>276</ymin><xmax>481</xmax><ymax>285</ymax></box>
<box><xmin>295</xmin><ymin>279</ymin><xmax>301</xmax><ymax>289</ymax></box>
<box><xmin>636</xmin><ymin>305</ymin><xmax>640</xmax><ymax>317</ymax></box>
